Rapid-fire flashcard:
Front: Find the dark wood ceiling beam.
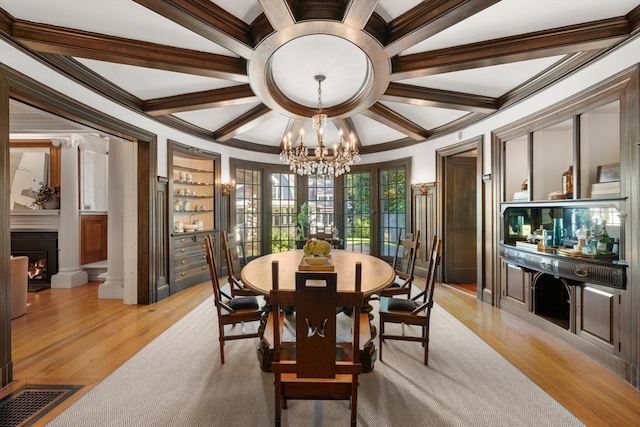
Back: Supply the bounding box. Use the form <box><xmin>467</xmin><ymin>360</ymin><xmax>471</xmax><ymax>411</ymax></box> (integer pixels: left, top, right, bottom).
<box><xmin>11</xmin><ymin>21</ymin><xmax>248</xmax><ymax>81</ymax></box>
<box><xmin>391</xmin><ymin>17</ymin><xmax>629</xmax><ymax>80</ymax></box>
<box><xmin>133</xmin><ymin>0</ymin><xmax>255</xmax><ymax>59</ymax></box>
<box><xmin>385</xmin><ymin>0</ymin><xmax>500</xmax><ymax>57</ymax></box>
<box><xmin>258</xmin><ymin>0</ymin><xmax>295</xmax><ymax>31</ymax></box>
<box><xmin>213</xmin><ymin>104</ymin><xmax>279</xmax><ymax>142</ymax></box>
<box><xmin>361</xmin><ymin>102</ymin><xmax>430</xmax><ymax>141</ymax></box>
<box><xmin>628</xmin><ymin>5</ymin><xmax>640</xmax><ymax>33</ymax></box>
<box><xmin>0</xmin><ymin>7</ymin><xmax>12</xmax><ymax>35</ymax></box>
<box><xmin>343</xmin><ymin>0</ymin><xmax>379</xmax><ymax>30</ymax></box>
<box><xmin>144</xmin><ymin>84</ymin><xmax>257</xmax><ymax>116</ymax></box>
<box><xmin>382</xmin><ymin>82</ymin><xmax>497</xmax><ymax>113</ymax></box>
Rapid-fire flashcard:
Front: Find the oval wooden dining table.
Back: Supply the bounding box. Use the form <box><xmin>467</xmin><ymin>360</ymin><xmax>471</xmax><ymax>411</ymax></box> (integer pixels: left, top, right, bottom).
<box><xmin>241</xmin><ymin>249</ymin><xmax>395</xmax><ymax>297</ymax></box>
<box><xmin>241</xmin><ymin>249</ymin><xmax>395</xmax><ymax>372</ymax></box>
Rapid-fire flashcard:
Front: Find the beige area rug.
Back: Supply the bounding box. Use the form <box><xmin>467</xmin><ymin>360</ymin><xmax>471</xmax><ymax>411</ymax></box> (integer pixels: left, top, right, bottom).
<box><xmin>46</xmin><ymin>293</ymin><xmax>584</xmax><ymax>427</ymax></box>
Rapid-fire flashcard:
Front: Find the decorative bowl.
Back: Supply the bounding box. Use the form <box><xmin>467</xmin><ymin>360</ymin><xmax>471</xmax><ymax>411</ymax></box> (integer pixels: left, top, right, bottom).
<box><xmin>304</xmin><ymin>256</ymin><xmax>330</xmax><ymax>265</ymax></box>
<box><xmin>183</xmin><ymin>224</ymin><xmax>198</xmax><ymax>231</ymax></box>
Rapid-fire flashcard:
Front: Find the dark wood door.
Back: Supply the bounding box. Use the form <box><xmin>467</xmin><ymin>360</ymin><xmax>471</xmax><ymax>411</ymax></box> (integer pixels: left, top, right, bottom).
<box><xmin>444</xmin><ymin>156</ymin><xmax>477</xmax><ymax>283</ymax></box>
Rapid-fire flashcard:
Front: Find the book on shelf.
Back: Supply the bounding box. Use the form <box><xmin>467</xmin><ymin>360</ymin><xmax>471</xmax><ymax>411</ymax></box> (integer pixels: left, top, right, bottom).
<box><xmin>512</xmin><ymin>191</ymin><xmax>528</xmax><ymax>201</ymax></box>
<box><xmin>590</xmin><ymin>181</ymin><xmax>620</xmax><ymax>198</ymax></box>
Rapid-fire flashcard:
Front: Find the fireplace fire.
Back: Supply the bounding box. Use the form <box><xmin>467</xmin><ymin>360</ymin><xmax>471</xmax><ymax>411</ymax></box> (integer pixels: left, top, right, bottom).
<box><xmin>11</xmin><ymin>232</ymin><xmax>58</xmax><ymax>291</ymax></box>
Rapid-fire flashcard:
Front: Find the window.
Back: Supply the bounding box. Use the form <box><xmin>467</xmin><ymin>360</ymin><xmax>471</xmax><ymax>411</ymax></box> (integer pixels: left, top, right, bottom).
<box><xmin>379</xmin><ymin>167</ymin><xmax>406</xmax><ymax>257</ymax></box>
<box><xmin>344</xmin><ymin>172</ymin><xmax>370</xmax><ymax>253</ymax></box>
<box><xmin>271</xmin><ymin>172</ymin><xmax>297</xmax><ymax>252</ymax></box>
<box><xmin>235</xmin><ymin>167</ymin><xmax>262</xmax><ymax>257</ymax></box>
<box><xmin>308</xmin><ymin>174</ymin><xmax>334</xmax><ymax>234</ymax></box>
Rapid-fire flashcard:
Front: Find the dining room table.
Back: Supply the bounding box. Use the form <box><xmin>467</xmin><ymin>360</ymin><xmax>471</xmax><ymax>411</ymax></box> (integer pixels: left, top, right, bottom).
<box><xmin>241</xmin><ymin>249</ymin><xmax>396</xmax><ymax>372</ymax></box>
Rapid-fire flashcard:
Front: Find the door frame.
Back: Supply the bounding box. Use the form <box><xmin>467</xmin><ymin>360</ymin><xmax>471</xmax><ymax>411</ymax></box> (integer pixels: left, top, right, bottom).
<box><xmin>436</xmin><ymin>136</ymin><xmax>485</xmax><ymax>300</ymax></box>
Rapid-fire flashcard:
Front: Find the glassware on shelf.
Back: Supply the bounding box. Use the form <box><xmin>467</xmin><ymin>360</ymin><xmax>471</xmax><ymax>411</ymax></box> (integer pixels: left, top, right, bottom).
<box><xmin>596</xmin><ymin>220</ymin><xmax>611</xmax><ymax>255</ymax></box>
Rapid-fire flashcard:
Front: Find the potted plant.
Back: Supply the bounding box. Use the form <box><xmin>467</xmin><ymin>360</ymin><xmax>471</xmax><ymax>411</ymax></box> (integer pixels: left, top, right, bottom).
<box><xmin>295</xmin><ymin>203</ymin><xmax>310</xmax><ymax>248</ymax></box>
<box><xmin>32</xmin><ymin>185</ymin><xmax>61</xmax><ymax>209</ymax></box>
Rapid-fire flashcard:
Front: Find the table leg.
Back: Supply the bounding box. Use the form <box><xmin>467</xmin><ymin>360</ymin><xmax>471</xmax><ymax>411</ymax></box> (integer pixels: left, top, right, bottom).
<box><xmin>360</xmin><ymin>297</ymin><xmax>377</xmax><ymax>373</ymax></box>
<box><xmin>257</xmin><ymin>297</ymin><xmax>274</xmax><ymax>372</ymax></box>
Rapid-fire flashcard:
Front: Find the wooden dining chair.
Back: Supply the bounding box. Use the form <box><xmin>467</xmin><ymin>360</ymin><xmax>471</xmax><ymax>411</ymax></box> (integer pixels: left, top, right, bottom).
<box><xmin>270</xmin><ymin>261</ymin><xmax>364</xmax><ymax>426</ymax></box>
<box><xmin>204</xmin><ymin>234</ymin><xmax>263</xmax><ymax>364</ymax></box>
<box><xmin>222</xmin><ymin>230</ymin><xmax>259</xmax><ymax>297</ymax></box>
<box><xmin>379</xmin><ymin>230</ymin><xmax>421</xmax><ymax>299</ymax></box>
<box><xmin>378</xmin><ymin>237</ymin><xmax>441</xmax><ymax>365</ymax></box>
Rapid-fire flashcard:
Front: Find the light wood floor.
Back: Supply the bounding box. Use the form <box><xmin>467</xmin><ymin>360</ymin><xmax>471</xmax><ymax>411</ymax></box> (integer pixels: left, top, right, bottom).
<box><xmin>4</xmin><ymin>279</ymin><xmax>640</xmax><ymax>426</ymax></box>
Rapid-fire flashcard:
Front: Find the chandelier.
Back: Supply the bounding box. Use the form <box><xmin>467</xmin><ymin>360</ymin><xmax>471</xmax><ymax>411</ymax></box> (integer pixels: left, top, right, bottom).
<box><xmin>280</xmin><ymin>75</ymin><xmax>360</xmax><ymax>176</ymax></box>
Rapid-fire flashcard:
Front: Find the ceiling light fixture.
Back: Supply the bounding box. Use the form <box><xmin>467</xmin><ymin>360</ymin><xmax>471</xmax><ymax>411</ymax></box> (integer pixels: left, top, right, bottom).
<box><xmin>280</xmin><ymin>75</ymin><xmax>360</xmax><ymax>176</ymax></box>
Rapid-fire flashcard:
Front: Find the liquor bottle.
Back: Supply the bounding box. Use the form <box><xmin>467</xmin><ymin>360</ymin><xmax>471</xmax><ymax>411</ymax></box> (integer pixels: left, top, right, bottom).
<box><xmin>596</xmin><ymin>220</ymin><xmax>611</xmax><ymax>255</ymax></box>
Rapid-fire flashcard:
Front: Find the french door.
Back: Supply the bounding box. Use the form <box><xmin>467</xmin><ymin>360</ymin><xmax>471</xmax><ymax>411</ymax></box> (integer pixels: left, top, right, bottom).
<box><xmin>343</xmin><ymin>159</ymin><xmax>410</xmax><ymax>260</ymax></box>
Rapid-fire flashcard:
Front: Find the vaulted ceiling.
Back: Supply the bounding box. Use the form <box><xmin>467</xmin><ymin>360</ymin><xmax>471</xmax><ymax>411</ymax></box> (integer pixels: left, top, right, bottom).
<box><xmin>1</xmin><ymin>0</ymin><xmax>639</xmax><ymax>154</ymax></box>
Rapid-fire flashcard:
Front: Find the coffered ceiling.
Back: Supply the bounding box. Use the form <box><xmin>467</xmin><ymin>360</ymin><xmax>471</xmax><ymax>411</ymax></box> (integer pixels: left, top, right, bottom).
<box><xmin>1</xmin><ymin>0</ymin><xmax>639</xmax><ymax>154</ymax></box>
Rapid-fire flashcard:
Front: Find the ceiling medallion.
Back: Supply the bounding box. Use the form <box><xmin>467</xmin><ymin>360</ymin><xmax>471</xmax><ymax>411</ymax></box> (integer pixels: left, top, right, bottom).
<box><xmin>280</xmin><ymin>75</ymin><xmax>360</xmax><ymax>176</ymax></box>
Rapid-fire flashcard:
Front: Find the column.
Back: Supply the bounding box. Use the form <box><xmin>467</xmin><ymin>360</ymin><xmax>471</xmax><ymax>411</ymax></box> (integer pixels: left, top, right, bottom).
<box><xmin>99</xmin><ymin>137</ymin><xmax>124</xmax><ymax>299</ymax></box>
<box><xmin>51</xmin><ymin>136</ymin><xmax>88</xmax><ymax>288</ymax></box>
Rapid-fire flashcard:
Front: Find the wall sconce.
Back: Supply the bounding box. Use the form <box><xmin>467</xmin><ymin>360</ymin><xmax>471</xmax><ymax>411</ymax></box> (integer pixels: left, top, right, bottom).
<box><xmin>411</xmin><ymin>182</ymin><xmax>431</xmax><ymax>196</ymax></box>
<box><xmin>221</xmin><ymin>181</ymin><xmax>234</xmax><ymax>197</ymax></box>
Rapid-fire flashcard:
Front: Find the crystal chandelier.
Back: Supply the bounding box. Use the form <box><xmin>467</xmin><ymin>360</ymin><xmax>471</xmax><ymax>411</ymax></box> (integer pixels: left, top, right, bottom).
<box><xmin>280</xmin><ymin>75</ymin><xmax>361</xmax><ymax>176</ymax></box>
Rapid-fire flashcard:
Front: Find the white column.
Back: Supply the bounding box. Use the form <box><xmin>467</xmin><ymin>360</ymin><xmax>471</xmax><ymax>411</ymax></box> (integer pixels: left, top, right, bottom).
<box><xmin>51</xmin><ymin>136</ymin><xmax>88</xmax><ymax>288</ymax></box>
<box><xmin>121</xmin><ymin>139</ymin><xmax>138</xmax><ymax>305</ymax></box>
<box><xmin>99</xmin><ymin>137</ymin><xmax>124</xmax><ymax>299</ymax></box>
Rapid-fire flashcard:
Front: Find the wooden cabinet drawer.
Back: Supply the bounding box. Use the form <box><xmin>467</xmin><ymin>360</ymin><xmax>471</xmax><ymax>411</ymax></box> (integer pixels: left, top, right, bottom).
<box><xmin>174</xmin><ymin>263</ymin><xmax>208</xmax><ymax>280</ymax></box>
<box><xmin>174</xmin><ymin>253</ymin><xmax>207</xmax><ymax>270</ymax></box>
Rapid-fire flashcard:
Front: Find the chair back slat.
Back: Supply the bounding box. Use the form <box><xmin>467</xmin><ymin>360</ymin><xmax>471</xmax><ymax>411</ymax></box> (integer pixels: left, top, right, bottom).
<box><xmin>415</xmin><ymin>235</ymin><xmax>441</xmax><ymax>305</ymax></box>
<box><xmin>295</xmin><ymin>271</ymin><xmax>338</xmax><ymax>378</ymax></box>
<box><xmin>204</xmin><ymin>235</ymin><xmax>223</xmax><ymax>311</ymax></box>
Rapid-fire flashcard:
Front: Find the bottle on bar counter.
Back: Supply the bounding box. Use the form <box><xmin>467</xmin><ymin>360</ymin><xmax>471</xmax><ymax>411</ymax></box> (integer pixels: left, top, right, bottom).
<box><xmin>597</xmin><ymin>220</ymin><xmax>611</xmax><ymax>255</ymax></box>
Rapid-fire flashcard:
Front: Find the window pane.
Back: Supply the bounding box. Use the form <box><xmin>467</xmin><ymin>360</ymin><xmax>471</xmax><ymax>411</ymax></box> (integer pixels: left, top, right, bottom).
<box><xmin>344</xmin><ymin>172</ymin><xmax>370</xmax><ymax>254</ymax></box>
<box><xmin>380</xmin><ymin>168</ymin><xmax>406</xmax><ymax>257</ymax></box>
<box><xmin>308</xmin><ymin>174</ymin><xmax>334</xmax><ymax>234</ymax></box>
<box><xmin>271</xmin><ymin>172</ymin><xmax>297</xmax><ymax>253</ymax></box>
<box><xmin>235</xmin><ymin>168</ymin><xmax>262</xmax><ymax>257</ymax></box>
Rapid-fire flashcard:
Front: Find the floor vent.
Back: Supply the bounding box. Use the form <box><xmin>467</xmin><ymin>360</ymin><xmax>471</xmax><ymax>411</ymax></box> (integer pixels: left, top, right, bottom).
<box><xmin>0</xmin><ymin>385</ymin><xmax>82</xmax><ymax>426</ymax></box>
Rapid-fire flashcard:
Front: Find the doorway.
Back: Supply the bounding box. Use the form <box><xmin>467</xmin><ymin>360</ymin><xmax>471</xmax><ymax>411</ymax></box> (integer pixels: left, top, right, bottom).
<box><xmin>436</xmin><ymin>137</ymin><xmax>484</xmax><ymax>300</ymax></box>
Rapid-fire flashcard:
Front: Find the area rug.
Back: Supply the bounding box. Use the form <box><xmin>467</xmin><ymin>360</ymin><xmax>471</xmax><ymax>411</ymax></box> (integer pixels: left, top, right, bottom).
<box><xmin>46</xmin><ymin>295</ymin><xmax>584</xmax><ymax>426</ymax></box>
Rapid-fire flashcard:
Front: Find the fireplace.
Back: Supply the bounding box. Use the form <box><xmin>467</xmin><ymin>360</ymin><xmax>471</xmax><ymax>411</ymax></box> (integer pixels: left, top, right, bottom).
<box><xmin>11</xmin><ymin>232</ymin><xmax>58</xmax><ymax>291</ymax></box>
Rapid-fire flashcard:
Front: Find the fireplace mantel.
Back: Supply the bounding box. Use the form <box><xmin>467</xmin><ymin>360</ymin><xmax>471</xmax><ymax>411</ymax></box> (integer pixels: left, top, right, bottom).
<box><xmin>10</xmin><ymin>211</ymin><xmax>60</xmax><ymax>231</ymax></box>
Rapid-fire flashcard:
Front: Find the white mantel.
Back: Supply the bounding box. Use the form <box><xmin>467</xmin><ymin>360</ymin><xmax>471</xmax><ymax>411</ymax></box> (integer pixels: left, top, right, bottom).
<box><xmin>10</xmin><ymin>211</ymin><xmax>60</xmax><ymax>231</ymax></box>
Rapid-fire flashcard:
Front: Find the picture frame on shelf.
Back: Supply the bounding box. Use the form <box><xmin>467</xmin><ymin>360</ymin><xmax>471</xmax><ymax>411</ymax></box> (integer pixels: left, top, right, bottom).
<box><xmin>596</xmin><ymin>163</ymin><xmax>620</xmax><ymax>183</ymax></box>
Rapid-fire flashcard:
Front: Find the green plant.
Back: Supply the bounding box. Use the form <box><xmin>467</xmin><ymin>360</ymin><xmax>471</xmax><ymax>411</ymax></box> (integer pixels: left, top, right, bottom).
<box><xmin>296</xmin><ymin>202</ymin><xmax>310</xmax><ymax>240</ymax></box>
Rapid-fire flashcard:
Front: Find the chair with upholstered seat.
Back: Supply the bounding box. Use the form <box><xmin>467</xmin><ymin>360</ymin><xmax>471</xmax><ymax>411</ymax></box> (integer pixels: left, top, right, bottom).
<box><xmin>378</xmin><ymin>230</ymin><xmax>421</xmax><ymax>299</ymax></box>
<box><xmin>222</xmin><ymin>230</ymin><xmax>259</xmax><ymax>297</ymax></box>
<box><xmin>378</xmin><ymin>237</ymin><xmax>441</xmax><ymax>365</ymax></box>
<box><xmin>270</xmin><ymin>261</ymin><xmax>364</xmax><ymax>426</ymax></box>
<box><xmin>204</xmin><ymin>235</ymin><xmax>263</xmax><ymax>364</ymax></box>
